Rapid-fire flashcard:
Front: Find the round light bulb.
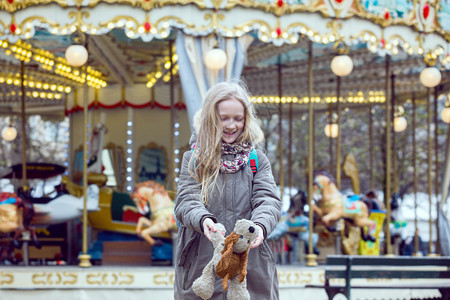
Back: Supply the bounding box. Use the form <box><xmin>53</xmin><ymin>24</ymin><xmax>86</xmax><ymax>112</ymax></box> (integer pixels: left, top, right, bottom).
<box><xmin>420</xmin><ymin>67</ymin><xmax>441</xmax><ymax>88</ymax></box>
<box><xmin>204</xmin><ymin>48</ymin><xmax>227</xmax><ymax>70</ymax></box>
<box><xmin>330</xmin><ymin>55</ymin><xmax>353</xmax><ymax>77</ymax></box>
<box><xmin>393</xmin><ymin>116</ymin><xmax>407</xmax><ymax>132</ymax></box>
<box><xmin>441</xmin><ymin>107</ymin><xmax>450</xmax><ymax>124</ymax></box>
<box><xmin>65</xmin><ymin>44</ymin><xmax>88</xmax><ymax>67</ymax></box>
<box><xmin>2</xmin><ymin>126</ymin><xmax>17</xmax><ymax>141</ymax></box>
<box><xmin>324</xmin><ymin>123</ymin><xmax>339</xmax><ymax>138</ymax></box>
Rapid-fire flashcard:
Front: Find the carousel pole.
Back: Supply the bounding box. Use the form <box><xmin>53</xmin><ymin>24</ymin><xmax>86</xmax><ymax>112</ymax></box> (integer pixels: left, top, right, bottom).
<box><xmin>419</xmin><ymin>63</ymin><xmax>441</xmax><ymax>256</ymax></box>
<box><xmin>412</xmin><ymin>93</ymin><xmax>420</xmax><ymax>256</ymax></box>
<box><xmin>369</xmin><ymin>106</ymin><xmax>374</xmax><ymax>190</ymax></box>
<box><xmin>336</xmin><ymin>76</ymin><xmax>341</xmax><ymax>189</ymax></box>
<box><xmin>288</xmin><ymin>99</ymin><xmax>293</xmax><ymax>199</ymax></box>
<box><xmin>391</xmin><ymin>74</ymin><xmax>398</xmax><ymax>196</ymax></box>
<box><xmin>433</xmin><ymin>86</ymin><xmax>440</xmax><ymax>255</ymax></box>
<box><xmin>78</xmin><ymin>62</ymin><xmax>92</xmax><ymax>267</ymax></box>
<box><xmin>65</xmin><ymin>32</ymin><xmax>92</xmax><ymax>268</ymax></box>
<box><xmin>20</xmin><ymin>60</ymin><xmax>29</xmax><ymax>266</ymax></box>
<box><xmin>328</xmin><ymin>103</ymin><xmax>334</xmax><ymax>175</ymax></box>
<box><xmin>384</xmin><ymin>55</ymin><xmax>393</xmax><ymax>256</ymax></box>
<box><xmin>278</xmin><ymin>58</ymin><xmax>284</xmax><ymax>201</ymax></box>
<box><xmin>20</xmin><ymin>61</ymin><xmax>27</xmax><ymax>190</ymax></box>
<box><xmin>335</xmin><ymin>78</ymin><xmax>343</xmax><ymax>256</ymax></box>
<box><xmin>426</xmin><ymin>87</ymin><xmax>436</xmax><ymax>257</ymax></box>
<box><xmin>169</xmin><ymin>40</ymin><xmax>175</xmax><ymax>191</ymax></box>
<box><xmin>306</xmin><ymin>40</ymin><xmax>317</xmax><ymax>267</ymax></box>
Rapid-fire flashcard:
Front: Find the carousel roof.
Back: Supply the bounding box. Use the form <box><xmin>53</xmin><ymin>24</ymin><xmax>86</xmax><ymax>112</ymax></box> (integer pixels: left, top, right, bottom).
<box><xmin>0</xmin><ymin>0</ymin><xmax>449</xmax><ymax>115</ymax></box>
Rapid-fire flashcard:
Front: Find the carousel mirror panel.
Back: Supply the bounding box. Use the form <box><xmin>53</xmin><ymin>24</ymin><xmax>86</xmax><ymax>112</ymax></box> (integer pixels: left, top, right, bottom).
<box><xmin>136</xmin><ymin>142</ymin><xmax>168</xmax><ymax>186</ymax></box>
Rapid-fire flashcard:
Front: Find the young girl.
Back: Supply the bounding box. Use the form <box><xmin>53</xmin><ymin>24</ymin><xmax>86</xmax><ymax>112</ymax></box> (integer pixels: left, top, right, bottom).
<box><xmin>174</xmin><ymin>81</ymin><xmax>281</xmax><ymax>299</ymax></box>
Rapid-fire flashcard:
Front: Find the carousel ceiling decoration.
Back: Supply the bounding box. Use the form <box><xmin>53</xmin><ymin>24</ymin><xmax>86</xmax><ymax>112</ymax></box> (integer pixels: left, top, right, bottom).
<box><xmin>0</xmin><ymin>0</ymin><xmax>448</xmax><ymax>115</ymax></box>
<box><xmin>0</xmin><ymin>0</ymin><xmax>447</xmax><ymax>61</ymax></box>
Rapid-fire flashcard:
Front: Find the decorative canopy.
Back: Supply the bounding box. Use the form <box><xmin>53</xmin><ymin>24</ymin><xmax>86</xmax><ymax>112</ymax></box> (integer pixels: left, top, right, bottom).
<box><xmin>0</xmin><ymin>0</ymin><xmax>449</xmax><ymax>115</ymax></box>
<box><xmin>0</xmin><ymin>0</ymin><xmax>448</xmax><ymax>57</ymax></box>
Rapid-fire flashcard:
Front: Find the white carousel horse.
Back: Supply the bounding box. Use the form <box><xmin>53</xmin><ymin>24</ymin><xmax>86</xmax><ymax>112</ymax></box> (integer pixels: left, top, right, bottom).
<box><xmin>31</xmin><ymin>183</ymin><xmax>99</xmax><ymax>226</ymax></box>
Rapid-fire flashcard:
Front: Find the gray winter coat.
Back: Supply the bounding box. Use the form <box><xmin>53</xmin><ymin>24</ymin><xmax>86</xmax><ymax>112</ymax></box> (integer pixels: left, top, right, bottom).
<box><xmin>174</xmin><ymin>147</ymin><xmax>281</xmax><ymax>300</ymax></box>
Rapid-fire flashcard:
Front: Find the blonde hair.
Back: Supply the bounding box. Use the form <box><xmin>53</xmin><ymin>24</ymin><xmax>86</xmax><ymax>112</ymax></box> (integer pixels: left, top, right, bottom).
<box><xmin>189</xmin><ymin>81</ymin><xmax>264</xmax><ymax>204</ymax></box>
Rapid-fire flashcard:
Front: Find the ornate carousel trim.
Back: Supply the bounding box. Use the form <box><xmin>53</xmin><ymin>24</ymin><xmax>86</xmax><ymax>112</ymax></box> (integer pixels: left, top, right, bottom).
<box><xmin>0</xmin><ymin>2</ymin><xmax>448</xmax><ymax>70</ymax></box>
<box><xmin>0</xmin><ymin>0</ymin><xmax>447</xmax><ymax>36</ymax></box>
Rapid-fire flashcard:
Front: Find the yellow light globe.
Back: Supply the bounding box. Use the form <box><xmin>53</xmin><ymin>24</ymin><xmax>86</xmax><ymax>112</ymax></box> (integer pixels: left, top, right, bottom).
<box><xmin>441</xmin><ymin>107</ymin><xmax>450</xmax><ymax>124</ymax></box>
<box><xmin>393</xmin><ymin>116</ymin><xmax>407</xmax><ymax>132</ymax></box>
<box><xmin>204</xmin><ymin>48</ymin><xmax>227</xmax><ymax>70</ymax></box>
<box><xmin>420</xmin><ymin>67</ymin><xmax>441</xmax><ymax>88</ymax></box>
<box><xmin>330</xmin><ymin>55</ymin><xmax>353</xmax><ymax>77</ymax></box>
<box><xmin>65</xmin><ymin>44</ymin><xmax>88</xmax><ymax>67</ymax></box>
<box><xmin>324</xmin><ymin>123</ymin><xmax>339</xmax><ymax>138</ymax></box>
<box><xmin>1</xmin><ymin>126</ymin><xmax>17</xmax><ymax>141</ymax></box>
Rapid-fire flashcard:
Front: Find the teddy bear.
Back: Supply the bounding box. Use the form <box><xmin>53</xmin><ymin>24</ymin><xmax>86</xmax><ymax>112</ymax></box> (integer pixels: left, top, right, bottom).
<box><xmin>192</xmin><ymin>219</ymin><xmax>259</xmax><ymax>300</ymax></box>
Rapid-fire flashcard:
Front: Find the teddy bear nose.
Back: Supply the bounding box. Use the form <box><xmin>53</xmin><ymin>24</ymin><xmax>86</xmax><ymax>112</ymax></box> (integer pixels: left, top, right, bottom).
<box><xmin>248</xmin><ymin>226</ymin><xmax>255</xmax><ymax>233</ymax></box>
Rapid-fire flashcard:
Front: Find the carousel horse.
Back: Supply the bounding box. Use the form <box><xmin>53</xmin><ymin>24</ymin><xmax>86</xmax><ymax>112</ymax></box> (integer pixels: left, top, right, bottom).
<box><xmin>0</xmin><ymin>191</ymin><xmax>39</xmax><ymax>263</ymax></box>
<box><xmin>312</xmin><ymin>171</ymin><xmax>377</xmax><ymax>243</ymax></box>
<box><xmin>131</xmin><ymin>180</ymin><xmax>177</xmax><ymax>246</ymax></box>
<box><xmin>30</xmin><ymin>178</ymin><xmax>100</xmax><ymax>226</ymax></box>
<box><xmin>1</xmin><ymin>176</ymin><xmax>100</xmax><ymax>228</ymax></box>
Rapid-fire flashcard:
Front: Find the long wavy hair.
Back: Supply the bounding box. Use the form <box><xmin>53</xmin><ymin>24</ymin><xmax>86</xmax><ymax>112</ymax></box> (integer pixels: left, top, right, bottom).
<box><xmin>189</xmin><ymin>81</ymin><xmax>264</xmax><ymax>204</ymax></box>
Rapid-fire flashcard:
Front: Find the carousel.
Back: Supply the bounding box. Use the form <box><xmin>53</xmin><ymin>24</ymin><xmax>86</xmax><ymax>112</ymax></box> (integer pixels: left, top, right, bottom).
<box><xmin>0</xmin><ymin>0</ymin><xmax>449</xmax><ymax>299</ymax></box>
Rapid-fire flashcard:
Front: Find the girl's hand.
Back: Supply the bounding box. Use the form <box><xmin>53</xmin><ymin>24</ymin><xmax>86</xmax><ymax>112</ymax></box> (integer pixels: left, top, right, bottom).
<box><xmin>251</xmin><ymin>225</ymin><xmax>264</xmax><ymax>248</ymax></box>
<box><xmin>202</xmin><ymin>218</ymin><xmax>218</xmax><ymax>241</ymax></box>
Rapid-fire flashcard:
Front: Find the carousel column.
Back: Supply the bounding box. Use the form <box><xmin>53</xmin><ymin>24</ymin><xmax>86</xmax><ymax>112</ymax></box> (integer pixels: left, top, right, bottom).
<box><xmin>20</xmin><ymin>61</ymin><xmax>27</xmax><ymax>191</ymax></box>
<box><xmin>327</xmin><ymin>103</ymin><xmax>334</xmax><ymax>175</ymax></box>
<box><xmin>336</xmin><ymin>76</ymin><xmax>341</xmax><ymax>189</ymax></box>
<box><xmin>306</xmin><ymin>40</ymin><xmax>317</xmax><ymax>267</ymax></box>
<box><xmin>288</xmin><ymin>99</ymin><xmax>293</xmax><ymax>199</ymax></box>
<box><xmin>420</xmin><ymin>65</ymin><xmax>441</xmax><ymax>257</ymax></box>
<box><xmin>79</xmin><ymin>66</ymin><xmax>92</xmax><ymax>267</ymax></box>
<box><xmin>169</xmin><ymin>40</ymin><xmax>175</xmax><ymax>191</ymax></box>
<box><xmin>278</xmin><ymin>59</ymin><xmax>284</xmax><ymax>202</ymax></box>
<box><xmin>389</xmin><ymin>73</ymin><xmax>401</xmax><ymax>255</ymax></box>
<box><xmin>433</xmin><ymin>86</ymin><xmax>440</xmax><ymax>255</ymax></box>
<box><xmin>391</xmin><ymin>74</ymin><xmax>398</xmax><ymax>197</ymax></box>
<box><xmin>426</xmin><ymin>87</ymin><xmax>435</xmax><ymax>256</ymax></box>
<box><xmin>65</xmin><ymin>32</ymin><xmax>91</xmax><ymax>267</ymax></box>
<box><xmin>334</xmin><ymin>75</ymin><xmax>343</xmax><ymax>257</ymax></box>
<box><xmin>412</xmin><ymin>93</ymin><xmax>420</xmax><ymax>256</ymax></box>
<box><xmin>369</xmin><ymin>106</ymin><xmax>374</xmax><ymax>190</ymax></box>
<box><xmin>66</xmin><ymin>93</ymin><xmax>75</xmax><ymax>264</ymax></box>
<box><xmin>384</xmin><ymin>55</ymin><xmax>393</xmax><ymax>256</ymax></box>
<box><xmin>20</xmin><ymin>60</ymin><xmax>29</xmax><ymax>266</ymax></box>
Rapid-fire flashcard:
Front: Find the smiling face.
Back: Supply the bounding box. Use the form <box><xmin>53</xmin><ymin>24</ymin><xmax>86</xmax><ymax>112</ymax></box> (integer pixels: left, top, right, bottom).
<box><xmin>217</xmin><ymin>98</ymin><xmax>245</xmax><ymax>144</ymax></box>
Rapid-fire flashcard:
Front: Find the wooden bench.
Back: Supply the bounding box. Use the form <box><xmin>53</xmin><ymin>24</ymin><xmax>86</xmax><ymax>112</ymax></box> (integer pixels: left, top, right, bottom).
<box><xmin>322</xmin><ymin>255</ymin><xmax>450</xmax><ymax>300</ymax></box>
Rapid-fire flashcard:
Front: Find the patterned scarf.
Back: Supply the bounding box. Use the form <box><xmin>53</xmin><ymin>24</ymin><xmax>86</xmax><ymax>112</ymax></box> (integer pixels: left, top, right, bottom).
<box><xmin>220</xmin><ymin>142</ymin><xmax>252</xmax><ymax>174</ymax></box>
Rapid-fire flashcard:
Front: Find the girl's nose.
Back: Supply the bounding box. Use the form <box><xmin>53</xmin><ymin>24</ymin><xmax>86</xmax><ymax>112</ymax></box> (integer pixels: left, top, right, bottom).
<box><xmin>225</xmin><ymin>121</ymin><xmax>235</xmax><ymax>128</ymax></box>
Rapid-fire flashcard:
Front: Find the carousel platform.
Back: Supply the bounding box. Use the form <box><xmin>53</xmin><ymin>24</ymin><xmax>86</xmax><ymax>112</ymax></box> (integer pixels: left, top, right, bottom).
<box><xmin>0</xmin><ymin>264</ymin><xmax>444</xmax><ymax>300</ymax></box>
